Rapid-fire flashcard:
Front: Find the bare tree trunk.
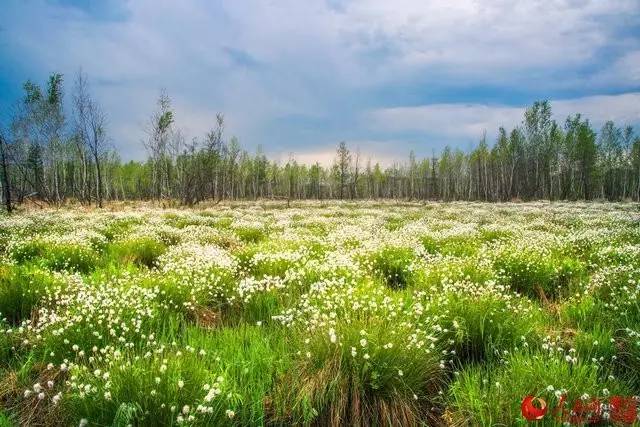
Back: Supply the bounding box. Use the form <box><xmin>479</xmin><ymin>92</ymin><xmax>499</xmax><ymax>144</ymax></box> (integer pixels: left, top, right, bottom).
<box><xmin>0</xmin><ymin>133</ymin><xmax>12</xmax><ymax>213</ymax></box>
<box><xmin>94</xmin><ymin>152</ymin><xmax>103</xmax><ymax>208</ymax></box>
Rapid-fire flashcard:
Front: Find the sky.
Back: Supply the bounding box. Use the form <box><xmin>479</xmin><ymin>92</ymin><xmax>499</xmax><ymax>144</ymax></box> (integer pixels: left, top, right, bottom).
<box><xmin>1</xmin><ymin>0</ymin><xmax>639</xmax><ymax>164</ymax></box>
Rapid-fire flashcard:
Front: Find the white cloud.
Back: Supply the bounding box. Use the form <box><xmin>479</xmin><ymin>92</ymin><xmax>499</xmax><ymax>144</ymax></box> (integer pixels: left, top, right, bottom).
<box><xmin>270</xmin><ymin>149</ymin><xmax>336</xmax><ymax>167</ymax></box>
<box><xmin>333</xmin><ymin>0</ymin><xmax>640</xmax><ymax>86</ymax></box>
<box><xmin>269</xmin><ymin>140</ymin><xmax>420</xmax><ymax>167</ymax></box>
<box><xmin>1</xmin><ymin>0</ymin><xmax>639</xmax><ymax>159</ymax></box>
<box><xmin>367</xmin><ymin>92</ymin><xmax>640</xmax><ymax>140</ymax></box>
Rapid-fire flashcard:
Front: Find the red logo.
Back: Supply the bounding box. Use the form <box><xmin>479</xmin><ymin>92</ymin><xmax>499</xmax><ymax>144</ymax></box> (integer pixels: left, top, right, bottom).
<box><xmin>521</xmin><ymin>395</ymin><xmax>547</xmax><ymax>420</ymax></box>
<box><xmin>611</xmin><ymin>396</ymin><xmax>638</xmax><ymax>424</ymax></box>
<box><xmin>521</xmin><ymin>394</ymin><xmax>638</xmax><ymax>424</ymax></box>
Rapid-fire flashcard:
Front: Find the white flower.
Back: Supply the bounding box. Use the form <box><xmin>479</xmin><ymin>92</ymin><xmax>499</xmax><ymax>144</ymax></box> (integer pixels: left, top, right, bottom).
<box><xmin>178</xmin><ymin>380</ymin><xmax>184</xmax><ymax>389</ymax></box>
<box><xmin>79</xmin><ymin>419</ymin><xmax>88</xmax><ymax>427</ymax></box>
<box><xmin>329</xmin><ymin>328</ymin><xmax>337</xmax><ymax>343</ymax></box>
<box><xmin>360</xmin><ymin>338</ymin><xmax>367</xmax><ymax>347</ymax></box>
<box><xmin>226</xmin><ymin>409</ymin><xmax>235</xmax><ymax>419</ymax></box>
<box><xmin>204</xmin><ymin>388</ymin><xmax>219</xmax><ymax>402</ymax></box>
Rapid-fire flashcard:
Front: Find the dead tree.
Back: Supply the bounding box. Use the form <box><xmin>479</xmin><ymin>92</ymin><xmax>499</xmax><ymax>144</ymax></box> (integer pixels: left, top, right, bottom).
<box><xmin>0</xmin><ymin>130</ymin><xmax>12</xmax><ymax>213</ymax></box>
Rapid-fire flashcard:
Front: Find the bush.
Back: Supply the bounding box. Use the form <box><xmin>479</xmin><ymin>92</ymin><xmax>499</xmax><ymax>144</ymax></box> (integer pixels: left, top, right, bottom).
<box><xmin>616</xmin><ymin>328</ymin><xmax>640</xmax><ymax>391</ymax></box>
<box><xmin>277</xmin><ymin>318</ymin><xmax>445</xmax><ymax>426</ymax></box>
<box><xmin>11</xmin><ymin>240</ymin><xmax>98</xmax><ymax>273</ymax></box>
<box><xmin>438</xmin><ymin>286</ymin><xmax>546</xmax><ymax>363</ymax></box>
<box><xmin>493</xmin><ymin>247</ymin><xmax>586</xmax><ymax>300</ymax></box>
<box><xmin>99</xmin><ymin>217</ymin><xmax>143</xmax><ymax>241</ymax></box>
<box><xmin>108</xmin><ymin>238</ymin><xmax>167</xmax><ymax>268</ymax></box>
<box><xmin>561</xmin><ymin>264</ymin><xmax>640</xmax><ymax>329</ymax></box>
<box><xmin>365</xmin><ymin>247</ymin><xmax>419</xmax><ymax>290</ymax></box>
<box><xmin>421</xmin><ymin>257</ymin><xmax>495</xmax><ymax>287</ymax></box>
<box><xmin>0</xmin><ymin>265</ymin><xmax>60</xmax><ymax>324</ymax></box>
<box><xmin>235</xmin><ymin>226</ymin><xmax>267</xmax><ymax>244</ymax></box>
<box><xmin>421</xmin><ymin>235</ymin><xmax>479</xmax><ymax>257</ymax></box>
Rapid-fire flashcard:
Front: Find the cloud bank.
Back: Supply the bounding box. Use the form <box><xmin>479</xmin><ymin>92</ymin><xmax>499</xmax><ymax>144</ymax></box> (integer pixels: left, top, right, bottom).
<box><xmin>0</xmin><ymin>0</ymin><xmax>638</xmax><ymax>161</ymax></box>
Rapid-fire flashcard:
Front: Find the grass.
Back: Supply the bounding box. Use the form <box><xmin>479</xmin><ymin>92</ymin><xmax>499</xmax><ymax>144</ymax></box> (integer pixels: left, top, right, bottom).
<box><xmin>0</xmin><ymin>201</ymin><xmax>638</xmax><ymax>426</ymax></box>
<box><xmin>448</xmin><ymin>348</ymin><xmax>632</xmax><ymax>425</ymax></box>
<box><xmin>0</xmin><ymin>265</ymin><xmax>61</xmax><ymax>325</ymax></box>
<box><xmin>107</xmin><ymin>237</ymin><xmax>167</xmax><ymax>268</ymax></box>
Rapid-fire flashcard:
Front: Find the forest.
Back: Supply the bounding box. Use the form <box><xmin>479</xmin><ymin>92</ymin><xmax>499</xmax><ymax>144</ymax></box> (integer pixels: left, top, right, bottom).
<box><xmin>1</xmin><ymin>71</ymin><xmax>640</xmax><ymax>212</ymax></box>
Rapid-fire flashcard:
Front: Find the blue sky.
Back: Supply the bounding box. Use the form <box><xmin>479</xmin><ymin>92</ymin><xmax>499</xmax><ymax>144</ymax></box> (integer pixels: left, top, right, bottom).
<box><xmin>1</xmin><ymin>0</ymin><xmax>639</xmax><ymax>163</ymax></box>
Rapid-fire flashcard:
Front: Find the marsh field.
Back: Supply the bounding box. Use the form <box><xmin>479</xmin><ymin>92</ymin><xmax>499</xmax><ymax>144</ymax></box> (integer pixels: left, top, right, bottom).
<box><xmin>0</xmin><ymin>201</ymin><xmax>639</xmax><ymax>426</ymax></box>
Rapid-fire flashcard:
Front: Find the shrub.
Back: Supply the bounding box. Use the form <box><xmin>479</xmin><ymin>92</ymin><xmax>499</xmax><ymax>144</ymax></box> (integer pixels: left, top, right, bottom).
<box><xmin>439</xmin><ymin>286</ymin><xmax>546</xmax><ymax>363</ymax></box>
<box><xmin>0</xmin><ymin>265</ymin><xmax>60</xmax><ymax>324</ymax></box>
<box><xmin>99</xmin><ymin>217</ymin><xmax>143</xmax><ymax>241</ymax></box>
<box><xmin>616</xmin><ymin>328</ymin><xmax>640</xmax><ymax>391</ymax></box>
<box><xmin>108</xmin><ymin>238</ymin><xmax>167</xmax><ymax>269</ymax></box>
<box><xmin>11</xmin><ymin>240</ymin><xmax>98</xmax><ymax>273</ymax></box>
<box><xmin>235</xmin><ymin>226</ymin><xmax>267</xmax><ymax>244</ymax></box>
<box><xmin>421</xmin><ymin>235</ymin><xmax>479</xmax><ymax>257</ymax></box>
<box><xmin>153</xmin><ymin>268</ymin><xmax>237</xmax><ymax>318</ymax></box>
<box><xmin>422</xmin><ymin>257</ymin><xmax>495</xmax><ymax>287</ymax></box>
<box><xmin>561</xmin><ymin>264</ymin><xmax>640</xmax><ymax>329</ymax></box>
<box><xmin>493</xmin><ymin>247</ymin><xmax>586</xmax><ymax>300</ymax></box>
<box><xmin>365</xmin><ymin>247</ymin><xmax>419</xmax><ymax>290</ymax></box>
<box><xmin>277</xmin><ymin>318</ymin><xmax>445</xmax><ymax>426</ymax></box>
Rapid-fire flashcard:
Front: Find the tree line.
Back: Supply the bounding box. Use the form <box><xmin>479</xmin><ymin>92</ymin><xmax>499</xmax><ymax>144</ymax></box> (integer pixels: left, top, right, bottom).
<box><xmin>1</xmin><ymin>71</ymin><xmax>640</xmax><ymax>212</ymax></box>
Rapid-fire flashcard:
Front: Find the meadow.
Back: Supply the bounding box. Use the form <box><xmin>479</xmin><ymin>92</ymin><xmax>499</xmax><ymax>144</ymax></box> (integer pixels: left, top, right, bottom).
<box><xmin>0</xmin><ymin>201</ymin><xmax>638</xmax><ymax>426</ymax></box>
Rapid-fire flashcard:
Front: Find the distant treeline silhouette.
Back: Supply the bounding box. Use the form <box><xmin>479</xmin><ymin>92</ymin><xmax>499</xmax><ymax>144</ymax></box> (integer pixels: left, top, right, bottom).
<box><xmin>1</xmin><ymin>72</ymin><xmax>640</xmax><ymax>211</ymax></box>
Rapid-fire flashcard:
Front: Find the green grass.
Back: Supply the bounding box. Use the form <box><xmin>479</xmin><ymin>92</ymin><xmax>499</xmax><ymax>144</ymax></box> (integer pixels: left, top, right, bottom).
<box><xmin>448</xmin><ymin>348</ymin><xmax>632</xmax><ymax>426</ymax></box>
<box><xmin>0</xmin><ymin>265</ymin><xmax>61</xmax><ymax>324</ymax></box>
<box><xmin>10</xmin><ymin>240</ymin><xmax>99</xmax><ymax>273</ymax></box>
<box><xmin>365</xmin><ymin>246</ymin><xmax>420</xmax><ymax>290</ymax></box>
<box><xmin>0</xmin><ymin>202</ymin><xmax>638</xmax><ymax>426</ymax></box>
<box><xmin>107</xmin><ymin>237</ymin><xmax>167</xmax><ymax>268</ymax></box>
